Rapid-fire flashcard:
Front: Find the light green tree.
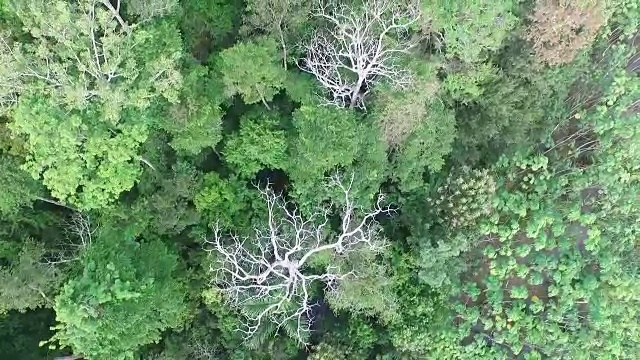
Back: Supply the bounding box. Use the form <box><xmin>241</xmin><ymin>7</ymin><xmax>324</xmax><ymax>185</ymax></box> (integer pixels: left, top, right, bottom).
<box><xmin>391</xmin><ymin>101</ymin><xmax>457</xmax><ymax>192</ymax></box>
<box><xmin>324</xmin><ymin>247</ymin><xmax>399</xmax><ymax>324</ymax></box>
<box><xmin>126</xmin><ymin>0</ymin><xmax>178</xmax><ymax>21</ymax></box>
<box><xmin>421</xmin><ymin>0</ymin><xmax>520</xmax><ymax>62</ymax></box>
<box><xmin>215</xmin><ymin>37</ymin><xmax>287</xmax><ymax>106</ymax></box>
<box><xmin>373</xmin><ymin>61</ymin><xmax>441</xmax><ymax>147</ymax></box>
<box><xmin>11</xmin><ymin>96</ymin><xmax>149</xmax><ymax>210</ymax></box>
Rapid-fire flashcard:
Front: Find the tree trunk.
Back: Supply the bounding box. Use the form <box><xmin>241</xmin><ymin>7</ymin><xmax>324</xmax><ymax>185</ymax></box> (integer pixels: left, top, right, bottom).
<box><xmin>278</xmin><ymin>25</ymin><xmax>288</xmax><ymax>71</ymax></box>
<box><xmin>101</xmin><ymin>0</ymin><xmax>131</xmax><ymax>34</ymax></box>
<box><xmin>349</xmin><ymin>75</ymin><xmax>366</xmax><ymax>108</ymax></box>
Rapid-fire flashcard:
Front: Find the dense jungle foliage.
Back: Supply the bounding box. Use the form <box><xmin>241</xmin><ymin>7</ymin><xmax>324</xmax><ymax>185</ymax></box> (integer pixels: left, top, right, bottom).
<box><xmin>1</xmin><ymin>0</ymin><xmax>639</xmax><ymax>359</ymax></box>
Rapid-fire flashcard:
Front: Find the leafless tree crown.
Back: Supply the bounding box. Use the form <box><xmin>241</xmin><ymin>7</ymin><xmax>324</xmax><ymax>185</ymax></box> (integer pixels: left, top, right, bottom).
<box><xmin>299</xmin><ymin>0</ymin><xmax>420</xmax><ymax>108</ymax></box>
<box><xmin>206</xmin><ymin>174</ymin><xmax>391</xmax><ymax>344</ymax></box>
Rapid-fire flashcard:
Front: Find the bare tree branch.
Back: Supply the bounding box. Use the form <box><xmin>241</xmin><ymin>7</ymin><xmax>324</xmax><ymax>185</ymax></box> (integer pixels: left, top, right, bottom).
<box><xmin>138</xmin><ymin>157</ymin><xmax>157</xmax><ymax>171</ymax></box>
<box><xmin>46</xmin><ymin>212</ymin><xmax>97</xmax><ymax>266</ymax></box>
<box><xmin>206</xmin><ymin>173</ymin><xmax>392</xmax><ymax>344</ymax></box>
<box><xmin>299</xmin><ymin>0</ymin><xmax>420</xmax><ymax>108</ymax></box>
<box><xmin>67</xmin><ymin>212</ymin><xmax>97</xmax><ymax>248</ymax></box>
<box><xmin>35</xmin><ymin>196</ymin><xmax>77</xmax><ymax>211</ymax></box>
<box><xmin>100</xmin><ymin>0</ymin><xmax>131</xmax><ymax>34</ymax></box>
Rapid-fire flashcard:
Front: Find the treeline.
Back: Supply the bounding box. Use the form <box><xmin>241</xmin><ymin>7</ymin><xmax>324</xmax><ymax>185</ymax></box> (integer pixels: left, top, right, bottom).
<box><xmin>0</xmin><ymin>0</ymin><xmax>639</xmax><ymax>359</ymax></box>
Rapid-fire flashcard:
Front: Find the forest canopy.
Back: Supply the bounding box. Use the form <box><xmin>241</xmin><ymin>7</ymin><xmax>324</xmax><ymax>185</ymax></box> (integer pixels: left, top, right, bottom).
<box><xmin>0</xmin><ymin>0</ymin><xmax>639</xmax><ymax>359</ymax></box>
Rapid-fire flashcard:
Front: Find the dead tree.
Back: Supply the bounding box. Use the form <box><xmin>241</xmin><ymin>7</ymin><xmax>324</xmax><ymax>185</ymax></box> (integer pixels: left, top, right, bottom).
<box><xmin>207</xmin><ymin>174</ymin><xmax>391</xmax><ymax>344</ymax></box>
<box><xmin>299</xmin><ymin>0</ymin><xmax>420</xmax><ymax>108</ymax></box>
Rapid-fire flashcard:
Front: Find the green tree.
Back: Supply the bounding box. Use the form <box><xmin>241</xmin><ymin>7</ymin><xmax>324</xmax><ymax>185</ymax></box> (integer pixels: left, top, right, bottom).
<box><xmin>215</xmin><ymin>37</ymin><xmax>287</xmax><ymax>106</ymax></box>
<box><xmin>391</xmin><ymin>101</ymin><xmax>457</xmax><ymax>192</ymax></box>
<box><xmin>286</xmin><ymin>105</ymin><xmax>389</xmax><ymax>209</ymax></box>
<box><xmin>116</xmin><ymin>160</ymin><xmax>203</xmax><ymax>237</ymax></box>
<box><xmin>282</xmin><ymin>70</ymin><xmax>322</xmax><ymax>106</ymax></box>
<box><xmin>180</xmin><ymin>0</ymin><xmax>242</xmax><ymax>58</ymax></box>
<box><xmin>421</xmin><ymin>0</ymin><xmax>520</xmax><ymax>62</ymax></box>
<box><xmin>0</xmin><ymin>240</ymin><xmax>62</xmax><ymax>314</ymax></box>
<box><xmin>0</xmin><ymin>155</ymin><xmax>43</xmax><ymax>216</ymax></box>
<box><xmin>161</xmin><ymin>65</ymin><xmax>225</xmax><ymax>156</ymax></box>
<box><xmin>308</xmin><ymin>342</ymin><xmax>348</xmax><ymax>360</ymax></box>
<box><xmin>288</xmin><ymin>106</ymin><xmax>361</xmax><ymax>175</ymax></box>
<box><xmin>446</xmin><ymin>48</ymin><xmax>587</xmax><ymax>163</ymax></box>
<box><xmin>3</xmin><ymin>2</ymin><xmax>184</xmax><ymax>209</ymax></box>
<box><xmin>242</xmin><ymin>0</ymin><xmax>311</xmax><ymax>68</ymax></box>
<box><xmin>194</xmin><ymin>173</ymin><xmax>263</xmax><ymax>231</ymax></box>
<box><xmin>0</xmin><ymin>309</ymin><xmax>63</xmax><ymax>360</ymax></box>
<box><xmin>286</xmin><ymin>106</ymin><xmax>362</xmax><ymax>206</ymax></box>
<box><xmin>223</xmin><ymin>111</ymin><xmax>288</xmax><ymax>178</ymax></box>
<box><xmin>51</xmin><ymin>229</ymin><xmax>189</xmax><ymax>359</ymax></box>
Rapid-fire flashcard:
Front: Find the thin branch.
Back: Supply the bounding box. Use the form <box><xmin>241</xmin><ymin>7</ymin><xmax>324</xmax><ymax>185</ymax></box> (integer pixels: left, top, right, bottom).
<box><xmin>138</xmin><ymin>157</ymin><xmax>157</xmax><ymax>171</ymax></box>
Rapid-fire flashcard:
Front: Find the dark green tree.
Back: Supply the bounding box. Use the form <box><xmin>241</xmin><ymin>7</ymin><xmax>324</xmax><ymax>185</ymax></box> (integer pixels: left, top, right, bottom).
<box><xmin>223</xmin><ymin>111</ymin><xmax>288</xmax><ymax>178</ymax></box>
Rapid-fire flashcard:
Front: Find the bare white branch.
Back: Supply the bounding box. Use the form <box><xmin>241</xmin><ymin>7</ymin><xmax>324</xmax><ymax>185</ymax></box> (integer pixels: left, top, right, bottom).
<box><xmin>100</xmin><ymin>0</ymin><xmax>131</xmax><ymax>34</ymax></box>
<box><xmin>206</xmin><ymin>174</ymin><xmax>391</xmax><ymax>344</ymax></box>
<box><xmin>41</xmin><ymin>212</ymin><xmax>97</xmax><ymax>267</ymax></box>
<box><xmin>299</xmin><ymin>0</ymin><xmax>420</xmax><ymax>108</ymax></box>
<box><xmin>67</xmin><ymin>212</ymin><xmax>97</xmax><ymax>248</ymax></box>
